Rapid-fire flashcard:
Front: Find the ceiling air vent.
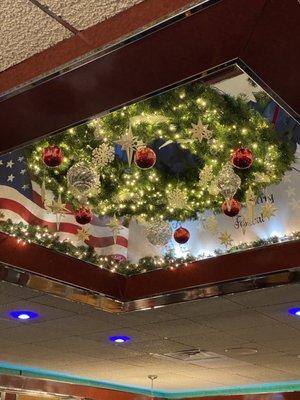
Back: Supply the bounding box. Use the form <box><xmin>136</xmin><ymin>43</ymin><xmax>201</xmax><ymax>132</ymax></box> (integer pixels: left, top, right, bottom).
<box><xmin>152</xmin><ymin>348</ymin><xmax>223</xmax><ymax>362</ymax></box>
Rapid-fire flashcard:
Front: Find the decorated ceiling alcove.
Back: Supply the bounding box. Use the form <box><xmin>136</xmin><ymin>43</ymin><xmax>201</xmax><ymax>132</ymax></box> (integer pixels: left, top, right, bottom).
<box><xmin>1</xmin><ymin>73</ymin><xmax>299</xmax><ymax>276</ymax></box>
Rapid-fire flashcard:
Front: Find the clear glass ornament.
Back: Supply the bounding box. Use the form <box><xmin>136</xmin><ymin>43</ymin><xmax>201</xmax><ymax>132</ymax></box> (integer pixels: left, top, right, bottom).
<box><xmin>217</xmin><ymin>163</ymin><xmax>241</xmax><ymax>200</ymax></box>
<box><xmin>67</xmin><ymin>162</ymin><xmax>99</xmax><ymax>197</ymax></box>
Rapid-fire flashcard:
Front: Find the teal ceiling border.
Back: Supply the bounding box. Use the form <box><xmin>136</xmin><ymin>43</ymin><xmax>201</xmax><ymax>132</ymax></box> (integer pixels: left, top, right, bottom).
<box><xmin>0</xmin><ymin>362</ymin><xmax>300</xmax><ymax>398</ymax></box>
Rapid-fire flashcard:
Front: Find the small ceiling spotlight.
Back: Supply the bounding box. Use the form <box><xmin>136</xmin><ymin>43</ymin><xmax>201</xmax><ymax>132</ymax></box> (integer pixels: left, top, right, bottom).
<box><xmin>109</xmin><ymin>335</ymin><xmax>131</xmax><ymax>343</ymax></box>
<box><xmin>289</xmin><ymin>307</ymin><xmax>300</xmax><ymax>316</ymax></box>
<box><xmin>9</xmin><ymin>310</ymin><xmax>39</xmax><ymax>321</ymax></box>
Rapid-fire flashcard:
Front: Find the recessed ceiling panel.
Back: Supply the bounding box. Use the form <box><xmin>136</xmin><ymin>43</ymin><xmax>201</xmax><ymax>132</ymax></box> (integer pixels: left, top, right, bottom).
<box><xmin>40</xmin><ymin>0</ymin><xmax>144</xmax><ymax>30</ymax></box>
<box><xmin>0</xmin><ymin>0</ymin><xmax>71</xmax><ymax>72</ymax></box>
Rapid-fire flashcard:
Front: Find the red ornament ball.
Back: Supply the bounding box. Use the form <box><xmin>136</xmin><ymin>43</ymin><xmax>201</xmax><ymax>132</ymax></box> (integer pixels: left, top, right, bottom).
<box><xmin>231</xmin><ymin>147</ymin><xmax>253</xmax><ymax>169</ymax></box>
<box><xmin>134</xmin><ymin>147</ymin><xmax>156</xmax><ymax>169</ymax></box>
<box><xmin>75</xmin><ymin>207</ymin><xmax>93</xmax><ymax>225</ymax></box>
<box><xmin>222</xmin><ymin>199</ymin><xmax>241</xmax><ymax>217</ymax></box>
<box><xmin>174</xmin><ymin>227</ymin><xmax>190</xmax><ymax>244</ymax></box>
<box><xmin>42</xmin><ymin>145</ymin><xmax>63</xmax><ymax>168</ymax></box>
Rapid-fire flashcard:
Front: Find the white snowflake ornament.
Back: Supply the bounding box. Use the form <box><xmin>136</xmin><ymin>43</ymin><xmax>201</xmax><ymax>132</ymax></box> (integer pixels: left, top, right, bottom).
<box><xmin>92</xmin><ymin>143</ymin><xmax>115</xmax><ymax>169</ymax></box>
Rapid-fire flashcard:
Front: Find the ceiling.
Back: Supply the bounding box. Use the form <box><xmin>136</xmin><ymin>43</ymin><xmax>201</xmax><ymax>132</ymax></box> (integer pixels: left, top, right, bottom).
<box><xmin>0</xmin><ymin>281</ymin><xmax>300</xmax><ymax>393</ymax></box>
<box><xmin>0</xmin><ymin>0</ymin><xmax>144</xmax><ymax>73</ymax></box>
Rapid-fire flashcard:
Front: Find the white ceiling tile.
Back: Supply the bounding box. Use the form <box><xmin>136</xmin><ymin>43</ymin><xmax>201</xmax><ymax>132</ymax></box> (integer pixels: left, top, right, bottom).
<box><xmin>0</xmin><ymin>281</ymin><xmax>300</xmax><ymax>390</ymax></box>
<box><xmin>227</xmin><ymin>284</ymin><xmax>300</xmax><ymax>307</ymax></box>
<box><xmin>0</xmin><ymin>0</ymin><xmax>71</xmax><ymax>72</ymax></box>
<box><xmin>40</xmin><ymin>0</ymin><xmax>144</xmax><ymax>30</ymax></box>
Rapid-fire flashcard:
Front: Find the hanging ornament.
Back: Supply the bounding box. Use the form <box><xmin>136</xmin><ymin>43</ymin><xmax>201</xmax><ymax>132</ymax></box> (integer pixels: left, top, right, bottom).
<box><xmin>222</xmin><ymin>199</ymin><xmax>241</xmax><ymax>217</ymax></box>
<box><xmin>45</xmin><ymin>193</ymin><xmax>68</xmax><ymax>230</ymax></box>
<box><xmin>92</xmin><ymin>143</ymin><xmax>115</xmax><ymax>169</ymax></box>
<box><xmin>106</xmin><ymin>215</ymin><xmax>122</xmax><ymax>244</ymax></box>
<box><xmin>254</xmin><ymin>172</ymin><xmax>271</xmax><ymax>184</ymax></box>
<box><xmin>75</xmin><ymin>207</ymin><xmax>93</xmax><ymax>225</ymax></box>
<box><xmin>199</xmin><ymin>165</ymin><xmax>214</xmax><ymax>188</ymax></box>
<box><xmin>190</xmin><ymin>118</ymin><xmax>212</xmax><ymax>142</ymax></box>
<box><xmin>42</xmin><ymin>145</ymin><xmax>63</xmax><ymax>168</ymax></box>
<box><xmin>116</xmin><ymin>126</ymin><xmax>143</xmax><ymax>166</ymax></box>
<box><xmin>67</xmin><ymin>162</ymin><xmax>98</xmax><ymax>198</ymax></box>
<box><xmin>207</xmin><ymin>179</ymin><xmax>220</xmax><ymax>196</ymax></box>
<box><xmin>245</xmin><ymin>187</ymin><xmax>256</xmax><ymax>223</ymax></box>
<box><xmin>231</xmin><ymin>147</ymin><xmax>253</xmax><ymax>169</ymax></box>
<box><xmin>261</xmin><ymin>202</ymin><xmax>277</xmax><ymax>220</ymax></box>
<box><xmin>174</xmin><ymin>227</ymin><xmax>190</xmax><ymax>244</ymax></box>
<box><xmin>134</xmin><ymin>146</ymin><xmax>156</xmax><ymax>170</ymax></box>
<box><xmin>145</xmin><ymin>220</ymin><xmax>172</xmax><ymax>246</ymax></box>
<box><xmin>76</xmin><ymin>227</ymin><xmax>90</xmax><ymax>243</ymax></box>
<box><xmin>130</xmin><ymin>113</ymin><xmax>169</xmax><ymax>126</ymax></box>
<box><xmin>167</xmin><ymin>188</ymin><xmax>188</xmax><ymax>210</ymax></box>
<box><xmin>217</xmin><ymin>163</ymin><xmax>241</xmax><ymax>200</ymax></box>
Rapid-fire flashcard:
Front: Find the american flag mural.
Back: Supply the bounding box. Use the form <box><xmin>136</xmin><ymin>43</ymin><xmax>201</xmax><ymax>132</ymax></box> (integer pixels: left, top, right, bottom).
<box><xmin>0</xmin><ymin>148</ymin><xmax>129</xmax><ymax>258</ymax></box>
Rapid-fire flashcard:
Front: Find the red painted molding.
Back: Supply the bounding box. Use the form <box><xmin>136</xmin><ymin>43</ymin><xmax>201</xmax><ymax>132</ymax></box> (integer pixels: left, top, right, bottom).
<box><xmin>0</xmin><ymin>232</ymin><xmax>126</xmax><ymax>300</ymax></box>
<box><xmin>1</xmin><ymin>230</ymin><xmax>299</xmax><ymax>302</ymax></box>
<box><xmin>124</xmin><ymin>240</ymin><xmax>300</xmax><ymax>300</ymax></box>
<box><xmin>0</xmin><ymin>375</ymin><xmax>149</xmax><ymax>400</ymax></box>
<box><xmin>0</xmin><ymin>0</ymin><xmax>270</xmax><ymax>153</ymax></box>
<box><xmin>0</xmin><ymin>0</ymin><xmax>195</xmax><ymax>94</ymax></box>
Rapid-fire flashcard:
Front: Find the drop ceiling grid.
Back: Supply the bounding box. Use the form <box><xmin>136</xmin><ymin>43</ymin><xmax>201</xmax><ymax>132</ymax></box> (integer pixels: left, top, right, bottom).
<box><xmin>0</xmin><ymin>282</ymin><xmax>300</xmax><ymax>390</ymax></box>
<box><xmin>40</xmin><ymin>0</ymin><xmax>145</xmax><ymax>30</ymax></box>
<box><xmin>0</xmin><ymin>0</ymin><xmax>72</xmax><ymax>72</ymax></box>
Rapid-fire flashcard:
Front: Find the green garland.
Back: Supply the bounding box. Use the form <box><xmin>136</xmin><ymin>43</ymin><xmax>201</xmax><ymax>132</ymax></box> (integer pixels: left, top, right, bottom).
<box><xmin>28</xmin><ymin>82</ymin><xmax>293</xmax><ymax>222</ymax></box>
<box><xmin>1</xmin><ymin>219</ymin><xmax>299</xmax><ymax>276</ymax></box>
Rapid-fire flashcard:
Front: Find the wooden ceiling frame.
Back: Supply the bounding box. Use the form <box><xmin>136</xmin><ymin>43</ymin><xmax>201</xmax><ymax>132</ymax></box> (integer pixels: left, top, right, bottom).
<box><xmin>0</xmin><ymin>0</ymin><xmax>299</xmax><ymax>306</ymax></box>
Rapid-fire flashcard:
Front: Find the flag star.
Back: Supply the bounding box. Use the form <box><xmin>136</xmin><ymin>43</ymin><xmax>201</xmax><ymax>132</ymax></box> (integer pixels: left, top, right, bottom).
<box><xmin>20</xmin><ymin>169</ymin><xmax>26</xmax><ymax>175</ymax></box>
<box><xmin>6</xmin><ymin>160</ymin><xmax>14</xmax><ymax>168</ymax></box>
<box><xmin>286</xmin><ymin>186</ymin><xmax>296</xmax><ymax>198</ymax></box>
<box><xmin>22</xmin><ymin>184</ymin><xmax>29</xmax><ymax>190</ymax></box>
<box><xmin>7</xmin><ymin>174</ymin><xmax>15</xmax><ymax>182</ymax></box>
<box><xmin>18</xmin><ymin>156</ymin><xmax>24</xmax><ymax>162</ymax></box>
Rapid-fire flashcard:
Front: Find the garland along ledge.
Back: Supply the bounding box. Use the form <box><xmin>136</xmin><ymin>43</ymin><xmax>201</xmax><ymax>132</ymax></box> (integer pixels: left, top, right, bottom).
<box><xmin>28</xmin><ymin>82</ymin><xmax>294</xmax><ymax>224</ymax></box>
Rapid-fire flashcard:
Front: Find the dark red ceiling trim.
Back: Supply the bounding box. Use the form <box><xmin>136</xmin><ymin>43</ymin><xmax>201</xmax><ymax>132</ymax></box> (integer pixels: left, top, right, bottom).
<box><xmin>0</xmin><ymin>375</ymin><xmax>150</xmax><ymax>400</ymax></box>
<box><xmin>1</xmin><ymin>230</ymin><xmax>299</xmax><ymax>303</ymax></box>
<box><xmin>124</xmin><ymin>240</ymin><xmax>300</xmax><ymax>300</ymax></box>
<box><xmin>0</xmin><ymin>0</ymin><xmax>275</xmax><ymax>153</ymax></box>
<box><xmin>0</xmin><ymin>0</ymin><xmax>196</xmax><ymax>95</ymax></box>
<box><xmin>0</xmin><ymin>233</ymin><xmax>126</xmax><ymax>300</ymax></box>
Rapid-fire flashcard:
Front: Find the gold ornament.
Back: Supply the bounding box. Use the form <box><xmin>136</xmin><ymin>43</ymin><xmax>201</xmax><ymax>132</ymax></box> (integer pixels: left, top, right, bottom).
<box><xmin>199</xmin><ymin>165</ymin><xmax>214</xmax><ymax>187</ymax></box>
<box><xmin>218</xmin><ymin>231</ymin><xmax>233</xmax><ymax>247</ymax></box>
<box><xmin>116</xmin><ymin>126</ymin><xmax>143</xmax><ymax>166</ymax></box>
<box><xmin>106</xmin><ymin>215</ymin><xmax>122</xmax><ymax>244</ymax></box>
<box><xmin>76</xmin><ymin>227</ymin><xmax>90</xmax><ymax>243</ymax></box>
<box><xmin>254</xmin><ymin>172</ymin><xmax>271</xmax><ymax>184</ymax></box>
<box><xmin>262</xmin><ymin>202</ymin><xmax>277</xmax><ymax>220</ymax></box>
<box><xmin>207</xmin><ymin>179</ymin><xmax>220</xmax><ymax>196</ymax></box>
<box><xmin>45</xmin><ymin>193</ymin><xmax>69</xmax><ymax>230</ymax></box>
<box><xmin>92</xmin><ymin>143</ymin><xmax>115</xmax><ymax>169</ymax></box>
<box><xmin>167</xmin><ymin>188</ymin><xmax>188</xmax><ymax>209</ymax></box>
<box><xmin>190</xmin><ymin>118</ymin><xmax>212</xmax><ymax>142</ymax></box>
<box><xmin>204</xmin><ymin>216</ymin><xmax>218</xmax><ymax>234</ymax></box>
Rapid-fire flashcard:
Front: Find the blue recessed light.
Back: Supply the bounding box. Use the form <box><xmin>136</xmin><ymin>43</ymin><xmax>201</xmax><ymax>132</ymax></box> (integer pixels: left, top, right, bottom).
<box><xmin>289</xmin><ymin>308</ymin><xmax>300</xmax><ymax>316</ymax></box>
<box><xmin>9</xmin><ymin>310</ymin><xmax>39</xmax><ymax>321</ymax></box>
<box><xmin>109</xmin><ymin>335</ymin><xmax>131</xmax><ymax>343</ymax></box>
